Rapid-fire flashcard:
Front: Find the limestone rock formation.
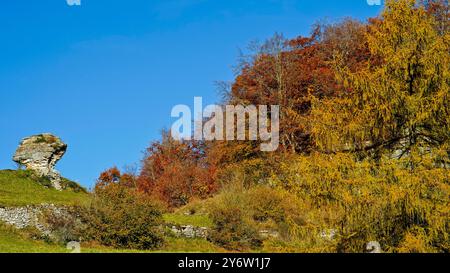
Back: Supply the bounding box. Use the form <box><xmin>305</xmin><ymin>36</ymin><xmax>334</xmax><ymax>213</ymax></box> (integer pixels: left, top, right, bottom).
<box><xmin>13</xmin><ymin>134</ymin><xmax>67</xmax><ymax>190</ymax></box>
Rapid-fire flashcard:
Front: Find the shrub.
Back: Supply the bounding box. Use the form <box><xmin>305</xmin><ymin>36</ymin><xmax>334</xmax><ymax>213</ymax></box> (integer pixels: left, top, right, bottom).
<box><xmin>60</xmin><ymin>178</ymin><xmax>88</xmax><ymax>193</ymax></box>
<box><xmin>79</xmin><ymin>184</ymin><xmax>165</xmax><ymax>250</ymax></box>
<box><xmin>207</xmin><ymin>184</ymin><xmax>310</xmax><ymax>251</ymax></box>
<box><xmin>40</xmin><ymin>207</ymin><xmax>83</xmax><ymax>244</ymax></box>
<box><xmin>208</xmin><ymin>189</ymin><xmax>262</xmax><ymax>251</ymax></box>
<box><xmin>247</xmin><ymin>187</ymin><xmax>304</xmax><ymax>225</ymax></box>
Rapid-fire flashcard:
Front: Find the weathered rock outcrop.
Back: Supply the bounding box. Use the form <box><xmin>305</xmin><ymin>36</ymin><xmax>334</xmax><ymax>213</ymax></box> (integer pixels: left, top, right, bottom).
<box><xmin>13</xmin><ymin>134</ymin><xmax>67</xmax><ymax>190</ymax></box>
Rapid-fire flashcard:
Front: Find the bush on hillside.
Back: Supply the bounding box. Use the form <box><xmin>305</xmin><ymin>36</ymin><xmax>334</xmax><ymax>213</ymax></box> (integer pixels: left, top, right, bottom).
<box><xmin>207</xmin><ymin>189</ymin><xmax>262</xmax><ymax>251</ymax></box>
<box><xmin>60</xmin><ymin>178</ymin><xmax>88</xmax><ymax>193</ymax></box>
<box><xmin>207</xmin><ymin>185</ymin><xmax>310</xmax><ymax>251</ymax></box>
<box><xmin>78</xmin><ymin>184</ymin><xmax>165</xmax><ymax>250</ymax></box>
<box><xmin>40</xmin><ymin>207</ymin><xmax>83</xmax><ymax>244</ymax></box>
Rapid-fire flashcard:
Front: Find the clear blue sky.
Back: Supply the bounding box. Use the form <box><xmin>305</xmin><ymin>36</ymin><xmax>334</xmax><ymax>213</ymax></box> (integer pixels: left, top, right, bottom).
<box><xmin>0</xmin><ymin>0</ymin><xmax>382</xmax><ymax>189</ymax></box>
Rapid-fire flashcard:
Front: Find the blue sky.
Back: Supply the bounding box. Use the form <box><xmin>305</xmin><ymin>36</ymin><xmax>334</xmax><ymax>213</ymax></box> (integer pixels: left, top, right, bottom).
<box><xmin>0</xmin><ymin>0</ymin><xmax>383</xmax><ymax>189</ymax></box>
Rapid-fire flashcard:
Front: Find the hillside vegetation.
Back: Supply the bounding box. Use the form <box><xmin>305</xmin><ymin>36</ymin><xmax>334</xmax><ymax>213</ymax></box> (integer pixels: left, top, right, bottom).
<box><xmin>0</xmin><ymin>222</ymin><xmax>225</xmax><ymax>253</ymax></box>
<box><xmin>0</xmin><ymin>170</ymin><xmax>225</xmax><ymax>253</ymax></box>
<box><xmin>0</xmin><ymin>170</ymin><xmax>89</xmax><ymax>207</ymax></box>
<box><xmin>94</xmin><ymin>0</ymin><xmax>449</xmax><ymax>253</ymax></box>
<box><xmin>0</xmin><ymin>0</ymin><xmax>448</xmax><ymax>253</ymax></box>
<box><xmin>0</xmin><ymin>223</ymin><xmax>69</xmax><ymax>253</ymax></box>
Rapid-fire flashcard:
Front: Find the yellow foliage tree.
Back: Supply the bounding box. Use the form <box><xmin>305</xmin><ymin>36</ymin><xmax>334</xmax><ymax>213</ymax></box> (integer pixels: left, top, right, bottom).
<box><xmin>312</xmin><ymin>0</ymin><xmax>449</xmax><ymax>162</ymax></box>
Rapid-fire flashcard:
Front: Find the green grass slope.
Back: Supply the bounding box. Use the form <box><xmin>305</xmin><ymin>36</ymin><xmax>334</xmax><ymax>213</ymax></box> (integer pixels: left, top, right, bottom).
<box><xmin>0</xmin><ymin>169</ymin><xmax>90</xmax><ymax>207</ymax></box>
<box><xmin>0</xmin><ymin>222</ymin><xmax>226</xmax><ymax>253</ymax></box>
<box><xmin>0</xmin><ymin>223</ymin><xmax>69</xmax><ymax>253</ymax></box>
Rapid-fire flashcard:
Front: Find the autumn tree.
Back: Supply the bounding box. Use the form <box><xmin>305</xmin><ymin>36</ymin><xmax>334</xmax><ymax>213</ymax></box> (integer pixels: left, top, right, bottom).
<box><xmin>225</xmin><ymin>20</ymin><xmax>370</xmax><ymax>155</ymax></box>
<box><xmin>95</xmin><ymin>167</ymin><xmax>121</xmax><ymax>192</ymax></box>
<box><xmin>312</xmin><ymin>0</ymin><xmax>449</xmax><ymax>163</ymax></box>
<box><xmin>230</xmin><ymin>32</ymin><xmax>322</xmax><ymax>153</ymax></box>
<box><xmin>95</xmin><ymin>166</ymin><xmax>137</xmax><ymax>192</ymax></box>
<box><xmin>137</xmin><ymin>131</ymin><xmax>217</xmax><ymax>208</ymax></box>
<box><xmin>421</xmin><ymin>0</ymin><xmax>449</xmax><ymax>34</ymax></box>
<box><xmin>203</xmin><ymin>19</ymin><xmax>372</xmax><ymax>190</ymax></box>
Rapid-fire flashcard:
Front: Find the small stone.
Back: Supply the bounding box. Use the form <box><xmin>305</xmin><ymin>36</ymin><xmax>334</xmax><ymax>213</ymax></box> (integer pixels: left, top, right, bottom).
<box><xmin>319</xmin><ymin>229</ymin><xmax>337</xmax><ymax>240</ymax></box>
<box><xmin>366</xmin><ymin>241</ymin><xmax>382</xmax><ymax>253</ymax></box>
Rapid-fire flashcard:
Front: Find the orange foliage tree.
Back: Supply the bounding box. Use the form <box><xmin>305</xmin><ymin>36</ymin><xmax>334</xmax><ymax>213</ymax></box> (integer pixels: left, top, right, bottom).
<box><xmin>137</xmin><ymin>131</ymin><xmax>218</xmax><ymax>208</ymax></box>
<box><xmin>208</xmin><ymin>19</ymin><xmax>371</xmax><ymax>172</ymax></box>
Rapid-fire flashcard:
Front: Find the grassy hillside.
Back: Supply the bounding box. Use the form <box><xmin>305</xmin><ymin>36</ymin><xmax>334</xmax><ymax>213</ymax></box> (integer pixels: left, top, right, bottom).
<box><xmin>0</xmin><ymin>222</ymin><xmax>226</xmax><ymax>253</ymax></box>
<box><xmin>0</xmin><ymin>169</ymin><xmax>226</xmax><ymax>253</ymax></box>
<box><xmin>0</xmin><ymin>223</ymin><xmax>69</xmax><ymax>253</ymax></box>
<box><xmin>0</xmin><ymin>169</ymin><xmax>90</xmax><ymax>207</ymax></box>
